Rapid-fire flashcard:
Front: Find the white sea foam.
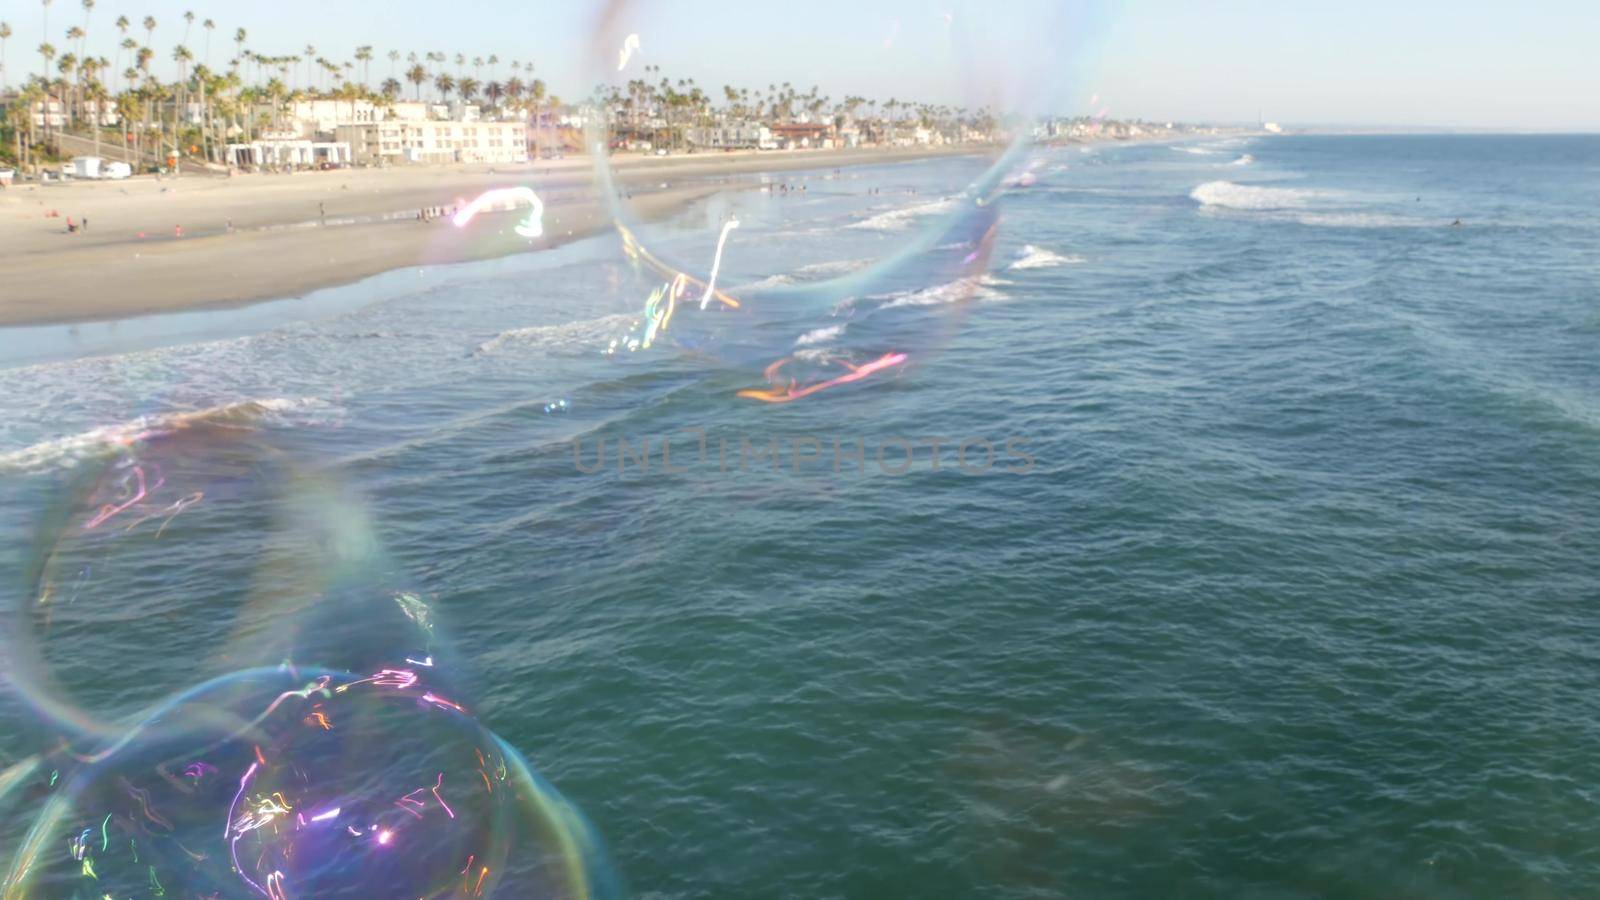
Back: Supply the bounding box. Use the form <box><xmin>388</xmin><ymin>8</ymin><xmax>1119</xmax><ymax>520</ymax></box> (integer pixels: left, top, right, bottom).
<box><xmin>731</xmin><ymin>273</ymin><xmax>796</xmax><ymax>292</ymax></box>
<box><xmin>1229</xmin><ymin>154</ymin><xmax>1255</xmax><ymax>166</ymax></box>
<box><xmin>846</xmin><ymin>197</ymin><xmax>959</xmax><ymax>231</ymax></box>
<box><xmin>0</xmin><ymin>397</ymin><xmax>329</xmax><ymax>473</ymax></box>
<box><xmin>871</xmin><ymin>274</ymin><xmax>1009</xmax><ymax>310</ymax></box>
<box><xmin>1293</xmin><ymin>212</ymin><xmax>1434</xmax><ymax>229</ymax></box>
<box><xmin>796</xmin><ymin>258</ymin><xmax>872</xmax><ymax>276</ymax></box>
<box><xmin>1008</xmin><ymin>245</ymin><xmax>1085</xmax><ymax>270</ymax></box>
<box><xmin>1191</xmin><ymin>181</ymin><xmax>1330</xmax><ymax>211</ymax></box>
<box><xmin>476</xmin><ymin>313</ymin><xmax>637</xmax><ymax>355</ymax></box>
<box><xmin>795</xmin><ymin>324</ymin><xmax>846</xmax><ymax>347</ymax></box>
<box><xmin>1174</xmin><ymin>146</ymin><xmax>1222</xmax><ymax>156</ymax></box>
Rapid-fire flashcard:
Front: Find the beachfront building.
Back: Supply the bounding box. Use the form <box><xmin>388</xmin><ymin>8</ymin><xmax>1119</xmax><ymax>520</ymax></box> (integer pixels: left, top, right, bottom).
<box><xmin>334</xmin><ymin>120</ymin><xmax>528</xmax><ymax>165</ymax></box>
<box><xmin>768</xmin><ymin>122</ymin><xmax>836</xmax><ymax>150</ymax></box>
<box><xmin>262</xmin><ymin>99</ymin><xmax>436</xmax><ymax>140</ymax></box>
<box><xmin>28</xmin><ymin>95</ymin><xmax>66</xmax><ymax>129</ymax></box>
<box><xmin>685</xmin><ymin>123</ymin><xmax>772</xmax><ymax>151</ymax></box>
<box><xmin>224</xmin><ymin>138</ymin><xmax>353</xmax><ymax>168</ymax></box>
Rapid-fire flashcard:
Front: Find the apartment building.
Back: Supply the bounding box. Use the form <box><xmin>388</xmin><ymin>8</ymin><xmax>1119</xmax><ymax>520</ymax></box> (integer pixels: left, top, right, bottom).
<box><xmin>334</xmin><ymin>120</ymin><xmax>529</xmax><ymax>165</ymax></box>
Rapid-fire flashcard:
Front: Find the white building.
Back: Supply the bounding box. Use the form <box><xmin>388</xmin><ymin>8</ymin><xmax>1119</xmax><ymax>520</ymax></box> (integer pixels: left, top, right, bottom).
<box><xmin>335</xmin><ymin>120</ymin><xmax>527</xmax><ymax>165</ymax></box>
<box><xmin>263</xmin><ymin>99</ymin><xmax>435</xmax><ymax>139</ymax></box>
<box><xmin>224</xmin><ymin>139</ymin><xmax>352</xmax><ymax>168</ymax></box>
<box><xmin>686</xmin><ymin>123</ymin><xmax>770</xmax><ymax>150</ymax></box>
<box><xmin>29</xmin><ymin>96</ymin><xmax>66</xmax><ymax>129</ymax></box>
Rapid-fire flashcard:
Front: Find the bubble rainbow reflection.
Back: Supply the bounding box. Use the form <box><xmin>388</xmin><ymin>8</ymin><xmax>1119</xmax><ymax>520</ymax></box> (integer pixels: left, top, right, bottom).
<box><xmin>2</xmin><ymin>427</ymin><xmax>618</xmax><ymax>899</ymax></box>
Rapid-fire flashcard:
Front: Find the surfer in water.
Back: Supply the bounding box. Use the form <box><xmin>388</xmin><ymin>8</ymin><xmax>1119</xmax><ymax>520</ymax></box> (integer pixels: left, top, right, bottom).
<box><xmin>1450</xmin><ymin>219</ymin><xmax>1463</xmax><ymax>227</ymax></box>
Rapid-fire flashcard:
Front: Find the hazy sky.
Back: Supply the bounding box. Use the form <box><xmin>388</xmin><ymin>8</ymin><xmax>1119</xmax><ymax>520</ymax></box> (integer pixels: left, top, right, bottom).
<box><xmin>9</xmin><ymin>0</ymin><xmax>1597</xmax><ymax>130</ymax></box>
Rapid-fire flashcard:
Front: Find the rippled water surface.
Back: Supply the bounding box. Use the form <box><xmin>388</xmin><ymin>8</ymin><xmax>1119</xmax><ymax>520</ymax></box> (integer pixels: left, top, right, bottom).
<box><xmin>4</xmin><ymin>135</ymin><xmax>1600</xmax><ymax>897</ymax></box>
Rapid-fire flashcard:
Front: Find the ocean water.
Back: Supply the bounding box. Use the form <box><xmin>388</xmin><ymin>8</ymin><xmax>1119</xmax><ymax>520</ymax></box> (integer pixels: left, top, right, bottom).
<box><xmin>2</xmin><ymin>134</ymin><xmax>1600</xmax><ymax>897</ymax></box>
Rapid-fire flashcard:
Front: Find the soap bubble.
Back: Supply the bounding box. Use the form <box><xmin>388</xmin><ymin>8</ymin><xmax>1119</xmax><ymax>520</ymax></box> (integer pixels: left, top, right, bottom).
<box><xmin>4</xmin><ymin>427</ymin><xmax>619</xmax><ymax>898</ymax></box>
<box><xmin>571</xmin><ymin>1</ymin><xmax>1044</xmax><ymax>403</ymax></box>
<box><xmin>3</xmin><ymin>666</ymin><xmax>613</xmax><ymax>898</ymax></box>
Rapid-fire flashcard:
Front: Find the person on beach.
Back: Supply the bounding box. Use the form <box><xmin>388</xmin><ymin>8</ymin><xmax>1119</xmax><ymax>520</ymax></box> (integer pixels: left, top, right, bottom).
<box><xmin>319</xmin><ymin>202</ymin><xmax>326</xmax><ymax>225</ymax></box>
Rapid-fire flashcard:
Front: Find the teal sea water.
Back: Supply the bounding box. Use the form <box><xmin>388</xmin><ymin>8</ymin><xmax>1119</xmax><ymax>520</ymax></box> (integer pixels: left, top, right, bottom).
<box><xmin>2</xmin><ymin>134</ymin><xmax>1599</xmax><ymax>897</ymax></box>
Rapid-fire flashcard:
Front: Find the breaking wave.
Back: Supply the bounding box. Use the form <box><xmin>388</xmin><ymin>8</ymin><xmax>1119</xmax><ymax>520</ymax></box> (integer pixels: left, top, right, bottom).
<box><xmin>731</xmin><ymin>273</ymin><xmax>796</xmax><ymax>292</ymax></box>
<box><xmin>0</xmin><ymin>397</ymin><xmax>330</xmax><ymax>473</ymax></box>
<box><xmin>1009</xmin><ymin>245</ymin><xmax>1084</xmax><ymax>270</ymax></box>
<box><xmin>1230</xmin><ymin>154</ymin><xmax>1255</xmax><ymax>166</ymax></box>
<box><xmin>847</xmin><ymin>197</ymin><xmax>959</xmax><ymax>231</ymax></box>
<box><xmin>476</xmin><ymin>313</ymin><xmax>637</xmax><ymax>355</ymax></box>
<box><xmin>871</xmin><ymin>274</ymin><xmax>1010</xmax><ymax>310</ymax></box>
<box><xmin>795</xmin><ymin>324</ymin><xmax>846</xmax><ymax>347</ymax></box>
<box><xmin>1191</xmin><ymin>181</ymin><xmax>1330</xmax><ymax>211</ymax></box>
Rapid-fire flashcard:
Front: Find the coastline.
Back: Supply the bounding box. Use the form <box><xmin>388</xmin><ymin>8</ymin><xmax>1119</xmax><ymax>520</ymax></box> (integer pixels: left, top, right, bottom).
<box><xmin>0</xmin><ymin>144</ymin><xmax>988</xmax><ymax>328</ymax></box>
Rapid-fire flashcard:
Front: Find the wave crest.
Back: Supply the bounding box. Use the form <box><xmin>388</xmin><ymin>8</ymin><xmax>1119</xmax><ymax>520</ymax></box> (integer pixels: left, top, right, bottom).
<box><xmin>476</xmin><ymin>313</ymin><xmax>637</xmax><ymax>355</ymax></box>
<box><xmin>1009</xmin><ymin>245</ymin><xmax>1084</xmax><ymax>270</ymax></box>
<box><xmin>1191</xmin><ymin>181</ymin><xmax>1327</xmax><ymax>211</ymax></box>
<box><xmin>0</xmin><ymin>397</ymin><xmax>329</xmax><ymax>473</ymax></box>
<box><xmin>847</xmin><ymin>197</ymin><xmax>959</xmax><ymax>231</ymax></box>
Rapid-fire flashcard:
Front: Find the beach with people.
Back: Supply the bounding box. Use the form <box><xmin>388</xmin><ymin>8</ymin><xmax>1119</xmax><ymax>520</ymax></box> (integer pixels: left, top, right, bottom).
<box><xmin>0</xmin><ymin>144</ymin><xmax>982</xmax><ymax>327</ymax></box>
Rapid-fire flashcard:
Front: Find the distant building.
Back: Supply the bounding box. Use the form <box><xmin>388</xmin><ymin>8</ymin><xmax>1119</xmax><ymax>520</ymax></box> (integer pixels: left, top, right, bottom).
<box><xmin>261</xmin><ymin>99</ymin><xmax>433</xmax><ymax>140</ymax></box>
<box><xmin>335</xmin><ymin>120</ymin><xmax>528</xmax><ymax>165</ymax></box>
<box><xmin>686</xmin><ymin>123</ymin><xmax>770</xmax><ymax>150</ymax></box>
<box><xmin>768</xmin><ymin>122</ymin><xmax>835</xmax><ymax>149</ymax></box>
<box><xmin>224</xmin><ymin>138</ymin><xmax>352</xmax><ymax>168</ymax></box>
<box><xmin>29</xmin><ymin>96</ymin><xmax>66</xmax><ymax>129</ymax></box>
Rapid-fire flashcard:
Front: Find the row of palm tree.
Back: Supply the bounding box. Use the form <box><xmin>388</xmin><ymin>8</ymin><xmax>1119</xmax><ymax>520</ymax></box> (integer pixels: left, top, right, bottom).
<box><xmin>598</xmin><ymin>71</ymin><xmax>992</xmax><ymax>152</ymax></box>
<box><xmin>1</xmin><ymin>3</ymin><xmax>563</xmax><ymax>171</ymax></box>
<box><xmin>2</xmin><ymin>2</ymin><xmax>994</xmax><ymax>173</ymax></box>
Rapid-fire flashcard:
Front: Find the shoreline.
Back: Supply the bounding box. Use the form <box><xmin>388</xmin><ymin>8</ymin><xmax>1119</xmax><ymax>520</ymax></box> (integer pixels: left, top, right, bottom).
<box><xmin>0</xmin><ymin>144</ymin><xmax>989</xmax><ymax>329</ymax></box>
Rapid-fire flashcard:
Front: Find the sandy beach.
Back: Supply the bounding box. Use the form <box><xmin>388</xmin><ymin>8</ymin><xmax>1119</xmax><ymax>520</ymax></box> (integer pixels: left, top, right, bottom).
<box><xmin>0</xmin><ymin>145</ymin><xmax>987</xmax><ymax>327</ymax></box>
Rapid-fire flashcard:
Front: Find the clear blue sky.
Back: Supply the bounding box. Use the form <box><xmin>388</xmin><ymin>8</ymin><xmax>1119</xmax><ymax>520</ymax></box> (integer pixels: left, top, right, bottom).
<box><xmin>10</xmin><ymin>0</ymin><xmax>1598</xmax><ymax>130</ymax></box>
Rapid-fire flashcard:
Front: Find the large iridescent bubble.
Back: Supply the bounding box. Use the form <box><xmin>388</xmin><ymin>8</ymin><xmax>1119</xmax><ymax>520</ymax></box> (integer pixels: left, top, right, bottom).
<box><xmin>436</xmin><ymin>0</ymin><xmax>1069</xmax><ymax>407</ymax></box>
<box><xmin>2</xmin><ymin>425</ymin><xmax>616</xmax><ymax>898</ymax></box>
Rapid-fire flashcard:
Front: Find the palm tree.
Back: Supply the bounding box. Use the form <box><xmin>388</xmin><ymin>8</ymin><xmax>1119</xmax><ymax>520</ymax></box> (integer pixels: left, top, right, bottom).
<box><xmin>202</xmin><ymin>18</ymin><xmax>213</xmax><ymax>65</ymax></box>
<box><xmin>0</xmin><ymin>22</ymin><xmax>11</xmax><ymax>90</ymax></box>
<box><xmin>79</xmin><ymin>0</ymin><xmax>92</xmax><ymax>55</ymax></box>
<box><xmin>54</xmin><ymin>52</ymin><xmax>75</xmax><ymax>135</ymax></box>
<box><xmin>85</xmin><ymin>75</ymin><xmax>105</xmax><ymax>156</ymax></box>
<box><xmin>40</xmin><ymin>0</ymin><xmax>52</xmax><ymax>78</ymax></box>
<box><xmin>457</xmin><ymin>76</ymin><xmax>478</xmax><ymax>106</ymax></box>
<box><xmin>17</xmin><ymin>81</ymin><xmax>47</xmax><ymax>173</ymax></box>
<box><xmin>404</xmin><ymin>63</ymin><xmax>425</xmax><ymax>100</ymax></box>
<box><xmin>387</xmin><ymin>49</ymin><xmax>398</xmax><ymax>78</ymax></box>
<box><xmin>453</xmin><ymin>52</ymin><xmax>463</xmax><ymax>79</ymax></box>
<box><xmin>380</xmin><ymin>77</ymin><xmax>400</xmax><ymax>100</ymax></box>
<box><xmin>355</xmin><ymin>45</ymin><xmax>372</xmax><ymax>86</ymax></box>
<box><xmin>141</xmin><ymin>15</ymin><xmax>154</xmax><ymax>53</ymax></box>
<box><xmin>181</xmin><ymin>9</ymin><xmax>194</xmax><ymax>47</ymax></box>
<box><xmin>483</xmin><ymin>80</ymin><xmax>502</xmax><ymax>110</ymax></box>
<box><xmin>487</xmin><ymin>54</ymin><xmax>497</xmax><ymax>82</ymax></box>
<box><xmin>434</xmin><ymin>72</ymin><xmax>453</xmax><ymax>104</ymax></box>
<box><xmin>37</xmin><ymin>40</ymin><xmax>55</xmax><ymax>93</ymax></box>
<box><xmin>302</xmin><ymin>44</ymin><xmax>314</xmax><ymax>88</ymax></box>
<box><xmin>232</xmin><ymin>27</ymin><xmax>245</xmax><ymax>71</ymax></box>
<box><xmin>171</xmin><ymin>44</ymin><xmax>191</xmax><ymax>168</ymax></box>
